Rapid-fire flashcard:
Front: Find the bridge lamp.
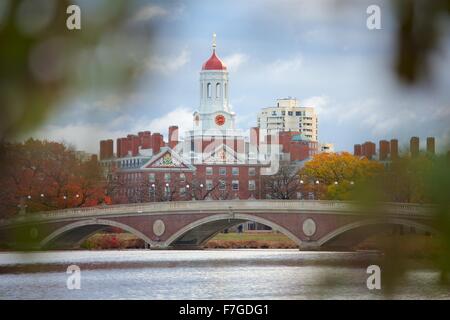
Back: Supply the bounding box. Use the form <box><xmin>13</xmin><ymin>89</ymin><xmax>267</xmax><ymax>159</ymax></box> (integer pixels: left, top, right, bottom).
<box><xmin>40</xmin><ymin>193</ymin><xmax>44</xmax><ymax>198</ymax></box>
<box><xmin>200</xmin><ymin>184</ymin><xmax>204</xmax><ymax>188</ymax></box>
<box><xmin>63</xmin><ymin>196</ymin><xmax>67</xmax><ymax>200</ymax></box>
<box><xmin>315</xmin><ymin>180</ymin><xmax>320</xmax><ymax>184</ymax></box>
<box><xmin>165</xmin><ymin>183</ymin><xmax>169</xmax><ymax>187</ymax></box>
<box><xmin>334</xmin><ymin>181</ymin><xmax>338</xmax><ymax>185</ymax></box>
<box><xmin>27</xmin><ymin>195</ymin><xmax>31</xmax><ymax>199</ymax></box>
<box><xmin>151</xmin><ymin>183</ymin><xmax>155</xmax><ymax>188</ymax></box>
<box><xmin>350</xmin><ymin>181</ymin><xmax>355</xmax><ymax>185</ymax></box>
<box><xmin>300</xmin><ymin>180</ymin><xmax>304</xmax><ymax>184</ymax></box>
<box><xmin>186</xmin><ymin>184</ymin><xmax>190</xmax><ymax>189</ymax></box>
<box><xmin>76</xmin><ymin>194</ymin><xmax>80</xmax><ymax>198</ymax></box>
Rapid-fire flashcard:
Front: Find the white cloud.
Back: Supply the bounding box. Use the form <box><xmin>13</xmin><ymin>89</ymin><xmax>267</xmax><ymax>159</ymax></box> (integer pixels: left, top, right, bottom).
<box><xmin>145</xmin><ymin>48</ymin><xmax>190</xmax><ymax>74</ymax></box>
<box><xmin>133</xmin><ymin>5</ymin><xmax>168</xmax><ymax>22</ymax></box>
<box><xmin>223</xmin><ymin>53</ymin><xmax>249</xmax><ymax>72</ymax></box>
<box><xmin>132</xmin><ymin>107</ymin><xmax>194</xmax><ymax>139</ymax></box>
<box><xmin>30</xmin><ymin>124</ymin><xmax>128</xmax><ymax>154</ymax></box>
<box><xmin>267</xmin><ymin>54</ymin><xmax>303</xmax><ymax>75</ymax></box>
<box><xmin>303</xmin><ymin>95</ymin><xmax>329</xmax><ymax>114</ymax></box>
<box><xmin>29</xmin><ymin>107</ymin><xmax>194</xmax><ymax>154</ymax></box>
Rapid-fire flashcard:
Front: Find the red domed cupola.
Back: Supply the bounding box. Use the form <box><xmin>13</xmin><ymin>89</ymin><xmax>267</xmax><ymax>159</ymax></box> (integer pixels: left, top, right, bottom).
<box><xmin>201</xmin><ymin>33</ymin><xmax>227</xmax><ymax>71</ymax></box>
<box><xmin>202</xmin><ymin>50</ymin><xmax>227</xmax><ymax>71</ymax></box>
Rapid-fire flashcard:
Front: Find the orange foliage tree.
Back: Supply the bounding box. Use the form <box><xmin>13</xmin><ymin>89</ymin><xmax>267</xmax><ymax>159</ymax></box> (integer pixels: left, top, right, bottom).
<box><xmin>0</xmin><ymin>139</ymin><xmax>111</xmax><ymax>218</ymax></box>
<box><xmin>299</xmin><ymin>152</ymin><xmax>384</xmax><ymax>200</ymax></box>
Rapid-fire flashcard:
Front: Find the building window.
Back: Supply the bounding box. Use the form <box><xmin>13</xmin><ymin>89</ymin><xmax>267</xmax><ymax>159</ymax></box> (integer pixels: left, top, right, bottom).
<box><xmin>288</xmin><ymin>111</ymin><xmax>293</xmax><ymax>116</ymax></box>
<box><xmin>207</xmin><ymin>83</ymin><xmax>212</xmax><ymax>98</ymax></box>
<box><xmin>249</xmin><ymin>167</ymin><xmax>256</xmax><ymax>176</ymax></box>
<box><xmin>219</xmin><ymin>167</ymin><xmax>226</xmax><ymax>175</ymax></box>
<box><xmin>206</xmin><ymin>179</ymin><xmax>213</xmax><ymax>191</ymax></box>
<box><xmin>271</xmin><ymin>111</ymin><xmax>277</xmax><ymax>116</ymax></box>
<box><xmin>219</xmin><ymin>180</ymin><xmax>226</xmax><ymax>190</ymax></box>
<box><xmin>206</xmin><ymin>167</ymin><xmax>213</xmax><ymax>176</ymax></box>
<box><xmin>232</xmin><ymin>180</ymin><xmax>239</xmax><ymax>191</ymax></box>
<box><xmin>164</xmin><ymin>173</ymin><xmax>171</xmax><ymax>182</ymax></box>
<box><xmin>296</xmin><ymin>111</ymin><xmax>301</xmax><ymax>116</ymax></box>
<box><xmin>180</xmin><ymin>173</ymin><xmax>186</xmax><ymax>182</ymax></box>
<box><xmin>281</xmin><ymin>111</ymin><xmax>285</xmax><ymax>116</ymax></box>
<box><xmin>216</xmin><ymin>83</ymin><xmax>221</xmax><ymax>98</ymax></box>
<box><xmin>180</xmin><ymin>187</ymin><xmax>186</xmax><ymax>196</ymax></box>
<box><xmin>248</xmin><ymin>180</ymin><xmax>256</xmax><ymax>191</ymax></box>
<box><xmin>224</xmin><ymin>83</ymin><xmax>227</xmax><ymax>98</ymax></box>
<box><xmin>232</xmin><ymin>167</ymin><xmax>239</xmax><ymax>176</ymax></box>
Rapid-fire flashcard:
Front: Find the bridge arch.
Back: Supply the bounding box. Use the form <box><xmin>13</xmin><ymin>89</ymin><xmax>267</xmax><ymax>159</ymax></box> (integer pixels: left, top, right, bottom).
<box><xmin>40</xmin><ymin>219</ymin><xmax>156</xmax><ymax>249</ymax></box>
<box><xmin>163</xmin><ymin>213</ymin><xmax>302</xmax><ymax>248</ymax></box>
<box><xmin>317</xmin><ymin>217</ymin><xmax>439</xmax><ymax>248</ymax></box>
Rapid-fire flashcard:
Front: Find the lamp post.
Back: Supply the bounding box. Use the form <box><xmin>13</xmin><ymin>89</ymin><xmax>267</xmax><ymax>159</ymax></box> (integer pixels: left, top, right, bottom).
<box><xmin>315</xmin><ymin>180</ymin><xmax>320</xmax><ymax>200</ymax></box>
<box><xmin>186</xmin><ymin>184</ymin><xmax>190</xmax><ymax>200</ymax></box>
<box><xmin>299</xmin><ymin>180</ymin><xmax>304</xmax><ymax>200</ymax></box>
<box><xmin>151</xmin><ymin>183</ymin><xmax>156</xmax><ymax>202</ymax></box>
<box><xmin>165</xmin><ymin>183</ymin><xmax>170</xmax><ymax>201</ymax></box>
<box><xmin>199</xmin><ymin>183</ymin><xmax>204</xmax><ymax>200</ymax></box>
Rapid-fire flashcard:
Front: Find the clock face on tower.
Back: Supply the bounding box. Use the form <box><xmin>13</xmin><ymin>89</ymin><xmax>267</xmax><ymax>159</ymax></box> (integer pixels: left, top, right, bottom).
<box><xmin>215</xmin><ymin>114</ymin><xmax>225</xmax><ymax>126</ymax></box>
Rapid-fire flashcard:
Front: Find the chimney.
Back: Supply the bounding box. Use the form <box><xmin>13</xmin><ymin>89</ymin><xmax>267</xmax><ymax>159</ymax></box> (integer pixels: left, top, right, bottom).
<box><xmin>362</xmin><ymin>141</ymin><xmax>376</xmax><ymax>160</ymax></box>
<box><xmin>141</xmin><ymin>131</ymin><xmax>152</xmax><ymax>149</ymax></box>
<box><xmin>131</xmin><ymin>135</ymin><xmax>140</xmax><ymax>156</ymax></box>
<box><xmin>99</xmin><ymin>140</ymin><xmax>106</xmax><ymax>160</ymax></box>
<box><xmin>103</xmin><ymin>139</ymin><xmax>113</xmax><ymax>159</ymax></box>
<box><xmin>390</xmin><ymin>139</ymin><xmax>398</xmax><ymax>160</ymax></box>
<box><xmin>379</xmin><ymin>140</ymin><xmax>390</xmax><ymax>161</ymax></box>
<box><xmin>250</xmin><ymin>127</ymin><xmax>260</xmax><ymax>146</ymax></box>
<box><xmin>426</xmin><ymin>137</ymin><xmax>435</xmax><ymax>155</ymax></box>
<box><xmin>354</xmin><ymin>144</ymin><xmax>362</xmax><ymax>156</ymax></box>
<box><xmin>152</xmin><ymin>133</ymin><xmax>163</xmax><ymax>154</ymax></box>
<box><xmin>168</xmin><ymin>126</ymin><xmax>179</xmax><ymax>149</ymax></box>
<box><xmin>116</xmin><ymin>138</ymin><xmax>122</xmax><ymax>158</ymax></box>
<box><xmin>410</xmin><ymin>136</ymin><xmax>419</xmax><ymax>158</ymax></box>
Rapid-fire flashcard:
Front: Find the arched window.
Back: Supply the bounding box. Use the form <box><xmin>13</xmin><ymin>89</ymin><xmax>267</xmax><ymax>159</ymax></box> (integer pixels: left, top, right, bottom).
<box><xmin>216</xmin><ymin>83</ymin><xmax>221</xmax><ymax>98</ymax></box>
<box><xmin>224</xmin><ymin>83</ymin><xmax>227</xmax><ymax>99</ymax></box>
<box><xmin>207</xmin><ymin>83</ymin><xmax>212</xmax><ymax>98</ymax></box>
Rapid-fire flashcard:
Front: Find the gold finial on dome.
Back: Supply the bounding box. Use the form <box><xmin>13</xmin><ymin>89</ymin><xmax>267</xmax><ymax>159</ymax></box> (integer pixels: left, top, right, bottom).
<box><xmin>212</xmin><ymin>33</ymin><xmax>217</xmax><ymax>50</ymax></box>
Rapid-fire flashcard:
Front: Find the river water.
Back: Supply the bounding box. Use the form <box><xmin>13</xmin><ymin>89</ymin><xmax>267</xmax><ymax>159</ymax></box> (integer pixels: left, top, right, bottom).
<box><xmin>0</xmin><ymin>250</ymin><xmax>448</xmax><ymax>299</ymax></box>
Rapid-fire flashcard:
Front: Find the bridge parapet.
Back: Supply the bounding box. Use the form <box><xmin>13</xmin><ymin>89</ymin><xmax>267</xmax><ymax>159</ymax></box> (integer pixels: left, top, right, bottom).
<box><xmin>0</xmin><ymin>200</ymin><xmax>435</xmax><ymax>228</ymax></box>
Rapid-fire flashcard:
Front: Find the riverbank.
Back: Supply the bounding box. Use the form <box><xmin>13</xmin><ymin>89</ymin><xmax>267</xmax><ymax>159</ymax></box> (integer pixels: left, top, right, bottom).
<box><xmin>81</xmin><ymin>231</ymin><xmax>297</xmax><ymax>249</ymax></box>
<box><xmin>81</xmin><ymin>232</ymin><xmax>442</xmax><ymax>260</ymax></box>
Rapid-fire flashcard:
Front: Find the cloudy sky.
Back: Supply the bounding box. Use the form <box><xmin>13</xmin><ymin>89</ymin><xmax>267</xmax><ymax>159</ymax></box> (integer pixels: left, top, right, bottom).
<box><xmin>31</xmin><ymin>0</ymin><xmax>450</xmax><ymax>154</ymax></box>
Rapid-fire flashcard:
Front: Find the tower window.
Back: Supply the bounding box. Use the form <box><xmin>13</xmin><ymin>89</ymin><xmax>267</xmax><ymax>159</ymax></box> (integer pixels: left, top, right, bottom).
<box><xmin>216</xmin><ymin>83</ymin><xmax>221</xmax><ymax>98</ymax></box>
<box><xmin>207</xmin><ymin>83</ymin><xmax>212</xmax><ymax>98</ymax></box>
<box><xmin>224</xmin><ymin>83</ymin><xmax>227</xmax><ymax>99</ymax></box>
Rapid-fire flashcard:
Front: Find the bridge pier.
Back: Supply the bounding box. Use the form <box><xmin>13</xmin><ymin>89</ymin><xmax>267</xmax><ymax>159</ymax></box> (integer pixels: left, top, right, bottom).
<box><xmin>299</xmin><ymin>241</ymin><xmax>321</xmax><ymax>251</ymax></box>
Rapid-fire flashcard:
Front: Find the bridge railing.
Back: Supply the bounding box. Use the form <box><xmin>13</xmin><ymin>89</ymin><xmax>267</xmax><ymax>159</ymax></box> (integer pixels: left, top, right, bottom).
<box><xmin>0</xmin><ymin>200</ymin><xmax>436</xmax><ymax>227</ymax></box>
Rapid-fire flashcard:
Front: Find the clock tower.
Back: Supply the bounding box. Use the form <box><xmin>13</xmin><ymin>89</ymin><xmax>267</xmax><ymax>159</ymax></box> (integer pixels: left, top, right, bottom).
<box><xmin>193</xmin><ymin>33</ymin><xmax>236</xmax><ymax>131</ymax></box>
<box><xmin>185</xmin><ymin>34</ymin><xmax>245</xmax><ymax>162</ymax></box>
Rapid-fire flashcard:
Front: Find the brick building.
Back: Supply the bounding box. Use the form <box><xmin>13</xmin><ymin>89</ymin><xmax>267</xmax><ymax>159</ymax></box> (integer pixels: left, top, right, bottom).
<box><xmin>99</xmin><ymin>36</ymin><xmax>321</xmax><ymax>204</ymax></box>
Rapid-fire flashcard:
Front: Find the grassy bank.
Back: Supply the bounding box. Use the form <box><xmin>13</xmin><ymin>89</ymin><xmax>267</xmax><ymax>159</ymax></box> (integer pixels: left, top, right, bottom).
<box><xmin>205</xmin><ymin>232</ymin><xmax>297</xmax><ymax>249</ymax></box>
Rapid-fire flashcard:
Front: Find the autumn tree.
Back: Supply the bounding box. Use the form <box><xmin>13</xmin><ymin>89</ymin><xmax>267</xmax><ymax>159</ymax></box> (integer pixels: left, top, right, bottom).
<box><xmin>299</xmin><ymin>152</ymin><xmax>384</xmax><ymax>200</ymax></box>
<box><xmin>0</xmin><ymin>139</ymin><xmax>110</xmax><ymax>218</ymax></box>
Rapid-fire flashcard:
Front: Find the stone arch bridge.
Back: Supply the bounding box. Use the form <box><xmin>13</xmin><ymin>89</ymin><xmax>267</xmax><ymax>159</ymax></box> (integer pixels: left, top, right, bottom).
<box><xmin>0</xmin><ymin>200</ymin><xmax>439</xmax><ymax>250</ymax></box>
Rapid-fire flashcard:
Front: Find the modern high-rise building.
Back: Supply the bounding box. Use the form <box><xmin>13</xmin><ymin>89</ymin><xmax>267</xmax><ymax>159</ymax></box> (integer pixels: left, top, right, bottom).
<box><xmin>257</xmin><ymin>98</ymin><xmax>318</xmax><ymax>141</ymax></box>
